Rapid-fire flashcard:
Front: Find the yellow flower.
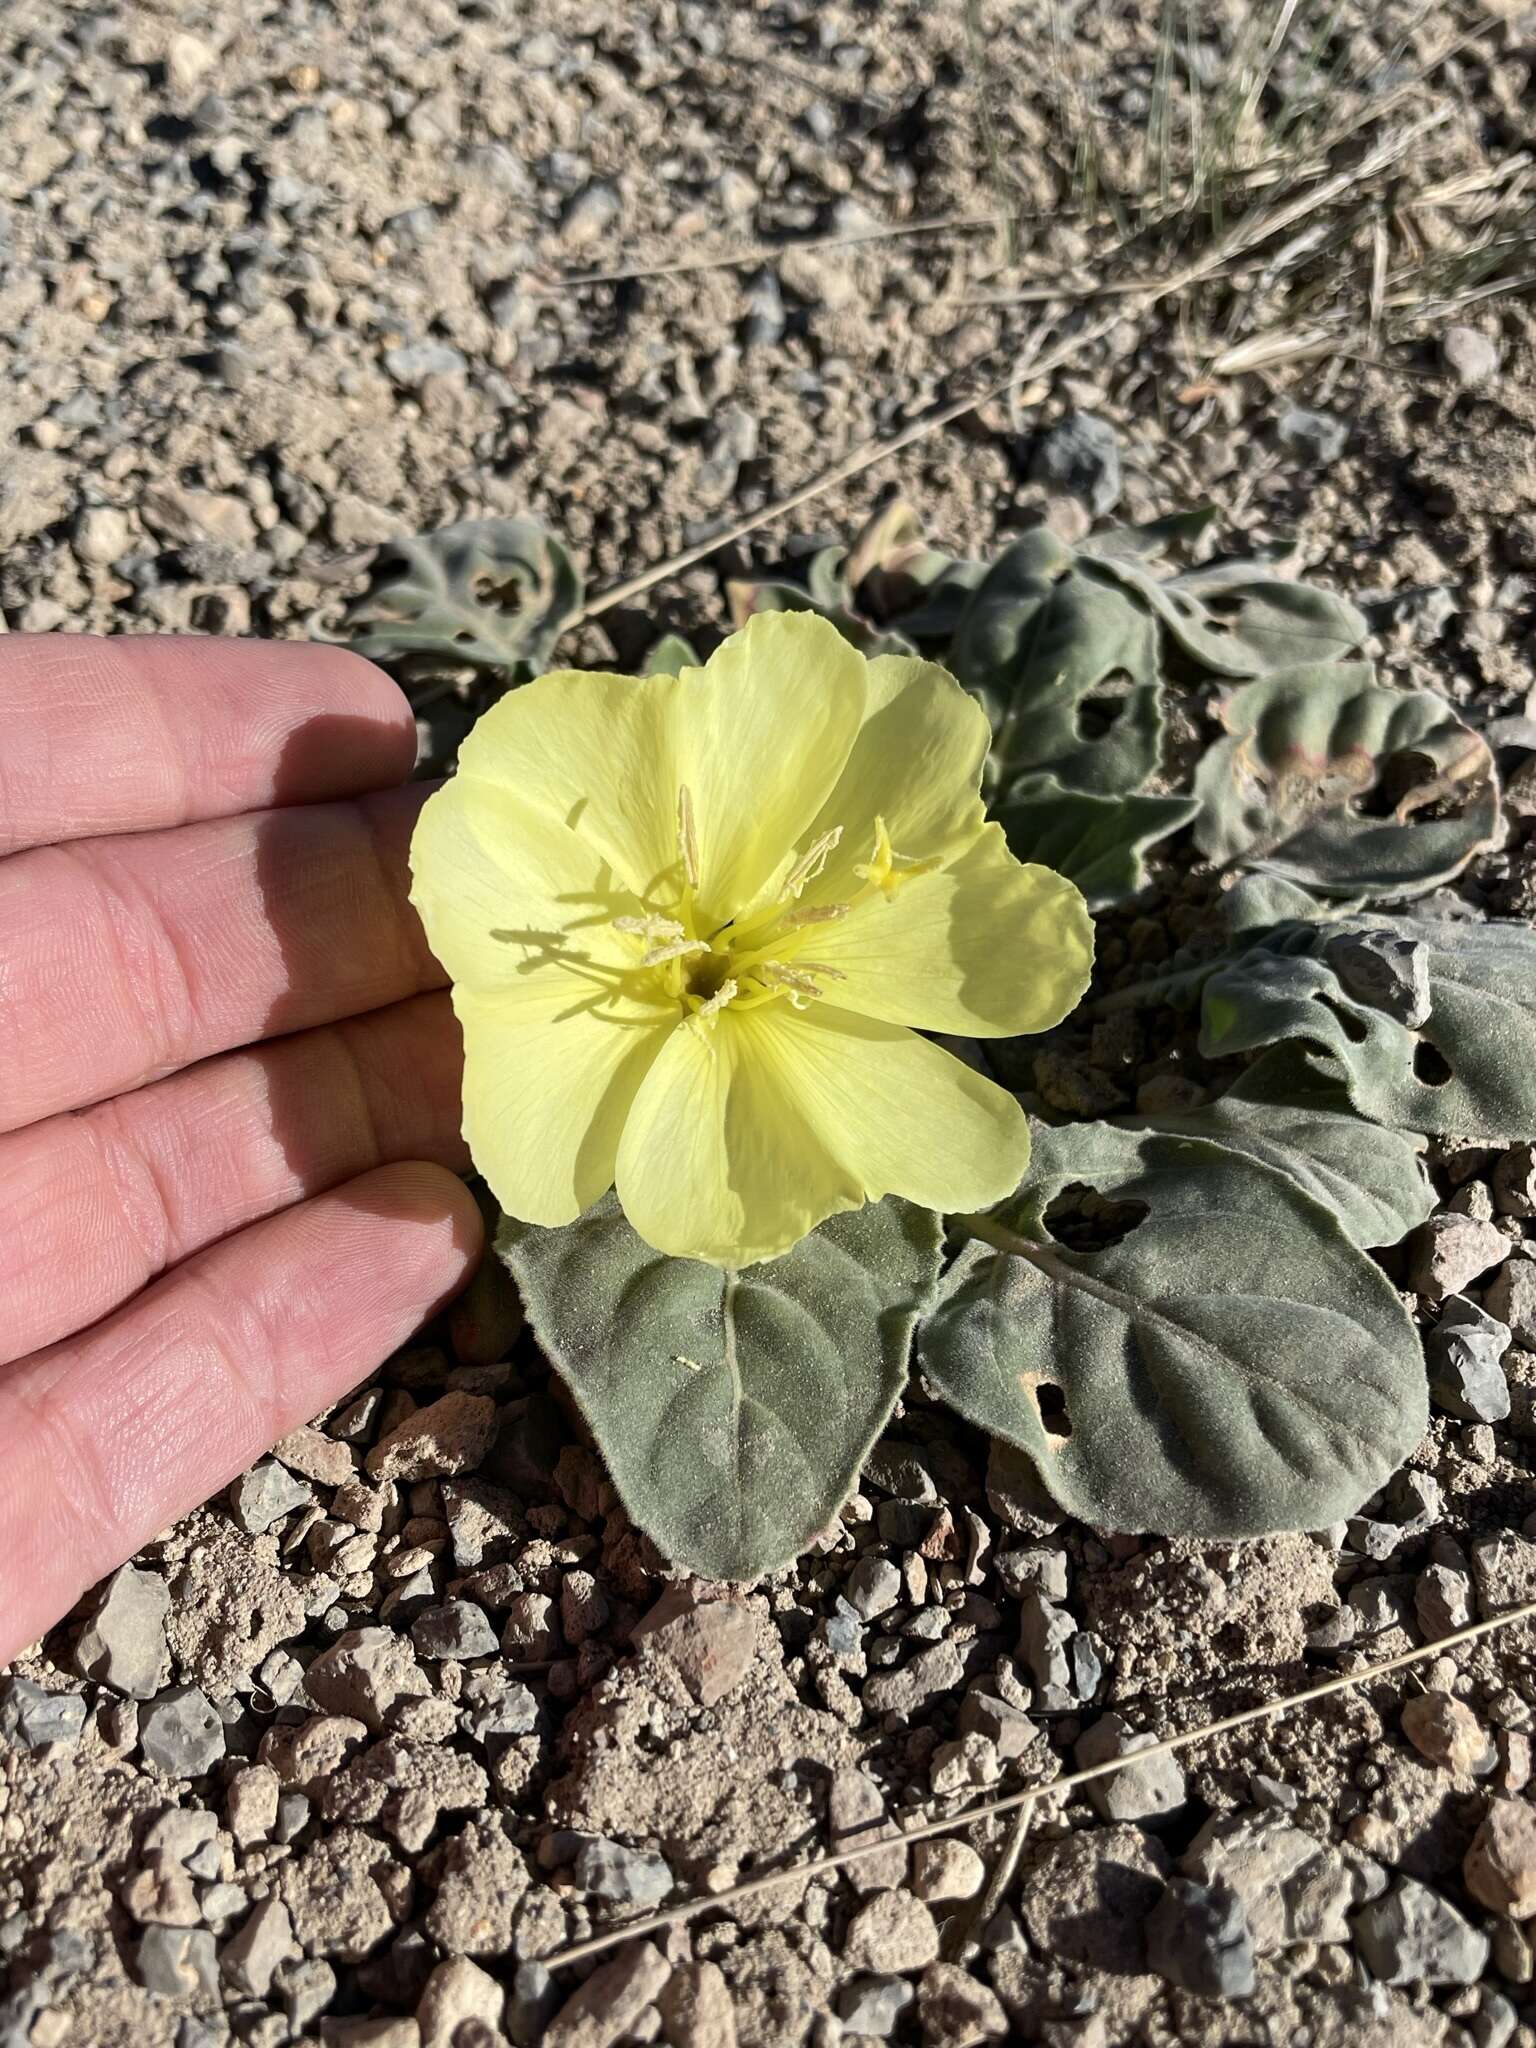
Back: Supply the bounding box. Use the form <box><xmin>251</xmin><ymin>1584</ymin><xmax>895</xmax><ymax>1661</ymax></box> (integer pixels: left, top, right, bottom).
<box><xmin>410</xmin><ymin>611</ymin><xmax>1093</xmax><ymax>1265</ymax></box>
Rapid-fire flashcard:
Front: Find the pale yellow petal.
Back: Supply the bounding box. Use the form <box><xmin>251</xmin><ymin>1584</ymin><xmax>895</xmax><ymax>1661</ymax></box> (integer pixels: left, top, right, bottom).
<box><xmin>615</xmin><ymin>1002</ymin><xmax>1029</xmax><ymax>1266</ymax></box>
<box><xmin>456</xmin><ymin>982</ymin><xmax>677</xmax><ymax>1228</ymax></box>
<box><xmin>796</xmin><ymin>653</ymin><xmax>993</xmax><ymax>903</ymax></box>
<box><xmin>811</xmin><ymin>823</ymin><xmax>1094</xmax><ymax>1036</ymax></box>
<box><xmin>454</xmin><ymin>666</ymin><xmax>680</xmax><ymax>903</ymax></box>
<box><xmin>409</xmin><ymin>772</ymin><xmax>635</xmax><ymax>996</ymax></box>
<box><xmin>675</xmin><ymin>611</ymin><xmax>868</xmax><ymax>926</ymax></box>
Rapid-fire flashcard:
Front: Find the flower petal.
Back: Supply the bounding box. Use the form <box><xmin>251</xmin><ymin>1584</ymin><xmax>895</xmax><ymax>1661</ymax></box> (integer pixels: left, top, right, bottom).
<box><xmin>615</xmin><ymin>1003</ymin><xmax>1029</xmax><ymax>1265</ymax></box>
<box><xmin>797</xmin><ymin>652</ymin><xmax>993</xmax><ymax>900</ymax></box>
<box><xmin>456</xmin><ymin>983</ymin><xmax>677</xmax><ymax>1228</ymax></box>
<box><xmin>410</xmin><ymin>773</ymin><xmax>634</xmax><ymax>993</ymax></box>
<box><xmin>676</xmin><ymin>612</ymin><xmax>869</xmax><ymax>926</ymax></box>
<box><xmin>452</xmin><ymin>667</ymin><xmax>680</xmax><ymax>904</ymax></box>
<box><xmin>811</xmin><ymin>823</ymin><xmax>1095</xmax><ymax>1036</ymax></box>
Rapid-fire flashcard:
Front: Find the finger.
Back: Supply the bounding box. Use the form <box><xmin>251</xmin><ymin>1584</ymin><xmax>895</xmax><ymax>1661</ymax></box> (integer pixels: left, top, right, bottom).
<box><xmin>0</xmin><ymin>636</ymin><xmax>415</xmax><ymax>857</ymax></box>
<box><xmin>0</xmin><ymin>992</ymin><xmax>468</xmax><ymax>1366</ymax></box>
<box><xmin>0</xmin><ymin>1162</ymin><xmax>482</xmax><ymax>1663</ymax></box>
<box><xmin>0</xmin><ymin>783</ymin><xmax>445</xmax><ymax>1133</ymax></box>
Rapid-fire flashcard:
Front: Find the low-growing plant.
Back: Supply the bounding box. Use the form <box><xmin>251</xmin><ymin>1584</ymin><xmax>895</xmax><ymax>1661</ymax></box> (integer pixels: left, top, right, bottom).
<box><xmin>339</xmin><ymin>498</ymin><xmax>1528</xmax><ymax>1580</ymax></box>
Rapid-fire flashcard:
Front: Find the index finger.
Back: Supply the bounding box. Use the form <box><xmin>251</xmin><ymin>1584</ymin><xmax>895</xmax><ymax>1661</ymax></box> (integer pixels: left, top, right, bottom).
<box><xmin>0</xmin><ymin>635</ymin><xmax>415</xmax><ymax>857</ymax></box>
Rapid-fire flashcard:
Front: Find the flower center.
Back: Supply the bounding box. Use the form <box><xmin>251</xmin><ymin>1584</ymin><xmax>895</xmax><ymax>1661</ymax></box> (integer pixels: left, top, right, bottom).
<box><xmin>611</xmin><ymin>788</ymin><xmax>941</xmax><ymax>1035</ymax></box>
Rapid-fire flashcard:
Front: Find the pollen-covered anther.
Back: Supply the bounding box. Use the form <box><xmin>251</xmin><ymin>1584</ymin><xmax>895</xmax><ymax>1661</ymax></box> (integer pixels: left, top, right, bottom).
<box><xmin>641</xmin><ymin>936</ymin><xmax>711</xmax><ymax>968</ymax></box>
<box><xmin>690</xmin><ymin>977</ymin><xmax>738</xmax><ymax>1028</ymax></box>
<box><xmin>780</xmin><ymin>901</ymin><xmax>850</xmax><ymax>929</ymax></box>
<box><xmin>760</xmin><ymin>959</ymin><xmax>846</xmax><ymax>1008</ymax></box>
<box><xmin>677</xmin><ymin>784</ymin><xmax>701</xmax><ymax>891</ymax></box>
<box><xmin>615</xmin><ymin>913</ymin><xmax>687</xmax><ymax>941</ymax></box>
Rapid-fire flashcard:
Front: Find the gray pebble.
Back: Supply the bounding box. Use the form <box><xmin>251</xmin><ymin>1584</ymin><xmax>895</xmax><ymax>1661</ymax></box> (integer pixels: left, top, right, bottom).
<box><xmin>137</xmin><ymin>1925</ymin><xmax>219</xmax><ymax>2000</ymax></box>
<box><xmin>1146</xmin><ymin>1876</ymin><xmax>1256</xmax><ymax>1998</ymax></box>
<box><xmin>228</xmin><ymin>1459</ymin><xmax>313</xmax><ymax>1537</ymax></box>
<box><xmin>1076</xmin><ymin>1713</ymin><xmax>1187</xmax><ymax>1823</ymax></box>
<box><xmin>1276</xmin><ymin>405</ymin><xmax>1348</xmax><ymax>465</ymax></box>
<box><xmin>1351</xmin><ymin>1876</ymin><xmax>1489</xmax><ymax>1985</ymax></box>
<box><xmin>836</xmin><ymin>1974</ymin><xmax>914</xmax><ymax>2036</ymax></box>
<box><xmin>1427</xmin><ymin>1296</ymin><xmax>1511</xmax><ymax>1422</ymax></box>
<box><xmin>743</xmin><ymin>267</ymin><xmax>785</xmax><ymax>347</ymax></box>
<box><xmin>573</xmin><ymin>1837</ymin><xmax>673</xmax><ymax>1908</ymax></box>
<box><xmin>845</xmin><ymin>1554</ymin><xmax>901</xmax><ymax>1620</ymax></box>
<box><xmin>507</xmin><ymin>1959</ymin><xmax>559</xmax><ymax>2046</ymax></box>
<box><xmin>0</xmin><ymin>1676</ymin><xmax>87</xmax><ymax>1750</ymax></box>
<box><xmin>74</xmin><ymin>1563</ymin><xmax>170</xmax><ymax>1699</ymax></box>
<box><xmin>139</xmin><ymin>1686</ymin><xmax>226</xmax><ymax>1778</ymax></box>
<box><xmin>410</xmin><ymin>1601</ymin><xmax>498</xmax><ymax>1661</ymax></box>
<box><xmin>1030</xmin><ymin>410</ymin><xmax>1122</xmax><ymax>516</ymax></box>
<box><xmin>1441</xmin><ymin>326</ymin><xmax>1499</xmax><ymax>389</ymax></box>
<box><xmin>383</xmin><ymin>342</ymin><xmax>467</xmax><ymax>387</ymax></box>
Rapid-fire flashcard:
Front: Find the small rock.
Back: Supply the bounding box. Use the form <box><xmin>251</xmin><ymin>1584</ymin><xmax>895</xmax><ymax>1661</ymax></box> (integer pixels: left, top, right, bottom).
<box><xmin>507</xmin><ymin>1960</ymin><xmax>560</xmax><ymax>2047</ymax></box>
<box><xmin>560</xmin><ymin>181</ymin><xmax>620</xmax><ymax>249</ymax></box>
<box><xmin>631</xmin><ymin>1589</ymin><xmax>756</xmax><ymax>1706</ymax></box>
<box><xmin>1402</xmin><ymin>1692</ymin><xmax>1497</xmax><ymax>1776</ymax></box>
<box><xmin>411</xmin><ymin>1602</ymin><xmax>498</xmax><ymax>1661</ymax></box>
<box><xmin>837</xmin><ymin>1976</ymin><xmax>912</xmax><ymax>2037</ymax></box>
<box><xmin>166</xmin><ymin>29</ymin><xmax>217</xmax><ymax>94</ymax></box>
<box><xmin>1030</xmin><ymin>411</ymin><xmax>1122</xmax><ymax>515</ymax></box>
<box><xmin>1323</xmin><ymin>929</ymin><xmax>1433</xmax><ymax>1028</ymax></box>
<box><xmin>843</xmin><ymin>1891</ymin><xmax>940</xmax><ymax>1973</ymax></box>
<box><xmin>915</xmin><ymin>1962</ymin><xmax>1008</xmax><ymax>2046</ymax></box>
<box><xmin>1471</xmin><ymin>1534</ymin><xmax>1536</xmax><ymax>1615</ymax></box>
<box><xmin>74</xmin><ymin>1563</ymin><xmax>170</xmax><ymax>1698</ymax></box>
<box><xmin>911</xmin><ymin>1839</ymin><xmax>985</xmax><ymax>1903</ymax></box>
<box><xmin>272</xmin><ymin>1426</ymin><xmax>354</xmax><ymax>1487</ymax></box>
<box><xmin>1075</xmin><ymin>1713</ymin><xmax>1187</xmax><ymax>1823</ymax></box>
<box><xmin>559</xmin><ymin>1569</ymin><xmax>609</xmax><ymax>1645</ymax></box>
<box><xmin>1441</xmin><ymin>326</ymin><xmax>1500</xmax><ymax>389</ymax></box>
<box><xmin>1484</xmin><ymin>1261</ymin><xmax>1536</xmax><ymax>1347</ymax></box>
<box><xmin>1276</xmin><ymin>405</ymin><xmax>1348</xmax><ymax>465</ymax></box>
<box><xmin>121</xmin><ymin>1857</ymin><xmax>200</xmax><ymax>1927</ymax></box>
<box><xmin>229</xmin><ymin>1459</ymin><xmax>315</xmax><ymax>1536</ymax></box>
<box><xmin>1492</xmin><ymin>1145</ymin><xmax>1536</xmax><ymax>1218</ymax></box>
<box><xmin>1024</xmin><ymin>1824</ymin><xmax>1171</xmax><ymax>1972</ymax></box>
<box><xmin>742</xmin><ymin>268</ymin><xmax>785</xmax><ymax>348</ymax></box>
<box><xmin>417</xmin><ymin>1956</ymin><xmax>504</xmax><ymax>2048</ymax></box>
<box><xmin>1408</xmin><ymin>1214</ymin><xmax>1508</xmax><ymax>1304</ymax></box>
<box><xmin>139</xmin><ymin>1687</ymin><xmax>225</xmax><ymax>1777</ymax></box>
<box><xmin>137</xmin><ymin>1926</ymin><xmax>219</xmax><ymax>2000</ymax></box>
<box><xmin>226</xmin><ymin>1763</ymin><xmax>281</xmax><ymax>1847</ymax></box>
<box><xmin>1427</xmin><ymin>1297</ymin><xmax>1511</xmax><ymax>1422</ymax></box>
<box><xmin>366</xmin><ymin>1393</ymin><xmax>497</xmax><ymax>1483</ymax></box>
<box><xmin>140</xmin><ymin>482</ymin><xmax>258</xmax><ymax>552</ymax></box>
<box><xmin>305</xmin><ymin>1629</ymin><xmax>431</xmax><ymax>1733</ymax></box>
<box><xmin>1351</xmin><ymin>1876</ymin><xmax>1490</xmax><ymax>1984</ymax></box>
<box><xmin>222</xmin><ymin>1898</ymin><xmax>298</xmax><ymax>1999</ymax></box>
<box><xmin>828</xmin><ymin>1767</ymin><xmax>907</xmax><ymax>1892</ymax></box>
<box><xmin>0</xmin><ymin>1676</ymin><xmax>87</xmax><ymax>1750</ymax></box>
<box><xmin>74</xmin><ymin>505</ymin><xmax>130</xmax><ymax>566</ymax></box>
<box><xmin>1416</xmin><ymin>1563</ymin><xmax>1475</xmax><ymax>1640</ymax></box>
<box><xmin>995</xmin><ymin>1546</ymin><xmax>1069</xmax><ymax>1602</ymax></box>
<box><xmin>544</xmin><ymin>1940</ymin><xmax>669</xmax><ymax>2048</ymax></box>
<box><xmin>846</xmin><ymin>1555</ymin><xmax>902</xmax><ymax>1620</ymax></box>
<box><xmin>656</xmin><ymin>1960</ymin><xmax>737</xmax><ymax>2048</ymax></box>
<box><xmin>384</xmin><ymin>342</ymin><xmax>468</xmax><ymax>388</ymax></box>
<box><xmin>573</xmin><ymin>1838</ymin><xmax>673</xmax><ymax>1908</ymax></box>
<box><xmin>1465</xmin><ymin>1800</ymin><xmax>1536</xmax><ymax>1918</ymax></box>
<box><xmin>1146</xmin><ymin>1877</ymin><xmax>1256</xmax><ymax>1999</ymax></box>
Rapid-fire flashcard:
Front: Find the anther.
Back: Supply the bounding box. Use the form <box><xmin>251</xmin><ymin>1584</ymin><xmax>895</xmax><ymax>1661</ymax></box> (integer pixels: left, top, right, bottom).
<box><xmin>782</xmin><ymin>825</ymin><xmax>843</xmax><ymax>900</ymax></box>
<box><xmin>641</xmin><ymin>937</ymin><xmax>711</xmax><ymax>968</ymax></box>
<box><xmin>677</xmin><ymin>785</ymin><xmax>701</xmax><ymax>892</ymax></box>
<box><xmin>615</xmin><ymin>913</ymin><xmax>686</xmax><ymax>941</ymax></box>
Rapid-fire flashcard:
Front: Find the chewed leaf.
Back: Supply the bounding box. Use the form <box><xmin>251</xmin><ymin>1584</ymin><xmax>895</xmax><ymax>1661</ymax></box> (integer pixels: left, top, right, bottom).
<box><xmin>1214</xmin><ymin>916</ymin><xmax>1536</xmax><ymax>1142</ymax></box>
<box><xmin>921</xmin><ymin>1123</ymin><xmax>1426</xmax><ymax>1536</ymax></box>
<box><xmin>1192</xmin><ymin>663</ymin><xmax>1499</xmax><ymax>897</ymax></box>
<box><xmin>1094</xmin><ymin>555</ymin><xmax>1368</xmax><ymax>674</ymax></box>
<box><xmin>1124</xmin><ymin>1096</ymin><xmax>1434</xmax><ymax>1249</ymax></box>
<box><xmin>948</xmin><ymin>533</ymin><xmax>1164</xmax><ymax>797</ymax></box>
<box><xmin>1084</xmin><ymin>504</ymin><xmax>1221</xmax><ymax>561</ymax></box>
<box><xmin>499</xmin><ymin>1195</ymin><xmax>942</xmax><ymax>1581</ymax></box>
<box><xmin>728</xmin><ymin>502</ymin><xmax>981</xmax><ymax>654</ymax></box>
<box><xmin>725</xmin><ymin>577</ymin><xmax>917</xmax><ymax>658</ymax></box>
<box><xmin>342</xmin><ymin>517</ymin><xmax>583</xmax><ymax>682</ymax></box>
<box><xmin>997</xmin><ymin>775</ymin><xmax>1197</xmax><ymax>909</ymax></box>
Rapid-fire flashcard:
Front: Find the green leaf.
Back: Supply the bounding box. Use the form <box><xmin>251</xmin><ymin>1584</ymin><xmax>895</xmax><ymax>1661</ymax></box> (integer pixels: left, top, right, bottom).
<box><xmin>499</xmin><ymin>1196</ymin><xmax>943</xmax><ymax>1580</ymax></box>
<box><xmin>641</xmin><ymin>633</ymin><xmax>701</xmax><ymax>677</ymax></box>
<box><xmin>1083</xmin><ymin>504</ymin><xmax>1221</xmax><ymax>561</ymax></box>
<box><xmin>1192</xmin><ymin>664</ymin><xmax>1499</xmax><ymax>897</ymax></box>
<box><xmin>725</xmin><ymin>576</ymin><xmax>917</xmax><ymax>658</ymax></box>
<box><xmin>947</xmin><ymin>534</ymin><xmax>1164</xmax><ymax>797</ymax></box>
<box><xmin>1211</xmin><ymin>916</ymin><xmax>1536</xmax><ymax>1142</ymax></box>
<box><xmin>342</xmin><ymin>517</ymin><xmax>583</xmax><ymax>683</ymax></box>
<box><xmin>1124</xmin><ymin>1097</ymin><xmax>1434</xmax><ymax>1249</ymax></box>
<box><xmin>922</xmin><ymin>1124</ymin><xmax>1426</xmax><ymax>1537</ymax></box>
<box><xmin>996</xmin><ymin>775</ymin><xmax>1197</xmax><ymax>909</ymax></box>
<box><xmin>1094</xmin><ymin>555</ymin><xmax>1368</xmax><ymax>673</ymax></box>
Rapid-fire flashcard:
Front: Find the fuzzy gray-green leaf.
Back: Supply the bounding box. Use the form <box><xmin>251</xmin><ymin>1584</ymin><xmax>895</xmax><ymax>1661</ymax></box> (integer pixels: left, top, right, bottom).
<box><xmin>499</xmin><ymin>1196</ymin><xmax>942</xmax><ymax>1581</ymax></box>
<box><xmin>1193</xmin><ymin>664</ymin><xmax>1499</xmax><ymax>897</ymax></box>
<box><xmin>1125</xmin><ymin>1097</ymin><xmax>1434</xmax><ymax>1249</ymax></box>
<box><xmin>342</xmin><ymin>516</ymin><xmax>582</xmax><ymax>682</ymax></box>
<box><xmin>922</xmin><ymin>1124</ymin><xmax>1426</xmax><ymax>1537</ymax></box>
<box><xmin>1211</xmin><ymin>916</ymin><xmax>1536</xmax><ymax>1141</ymax></box>
<box><xmin>996</xmin><ymin>776</ymin><xmax>1197</xmax><ymax>909</ymax></box>
<box><xmin>1094</xmin><ymin>555</ymin><xmax>1368</xmax><ymax>673</ymax></box>
<box><xmin>948</xmin><ymin>534</ymin><xmax>1163</xmax><ymax>797</ymax></box>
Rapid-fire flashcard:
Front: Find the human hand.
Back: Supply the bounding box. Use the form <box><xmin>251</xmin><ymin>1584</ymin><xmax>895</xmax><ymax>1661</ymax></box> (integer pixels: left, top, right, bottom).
<box><xmin>0</xmin><ymin>636</ymin><xmax>481</xmax><ymax>1662</ymax></box>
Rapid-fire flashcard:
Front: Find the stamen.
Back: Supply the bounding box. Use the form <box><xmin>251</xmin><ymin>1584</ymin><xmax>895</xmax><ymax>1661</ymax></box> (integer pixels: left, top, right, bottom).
<box><xmin>641</xmin><ymin>937</ymin><xmax>711</xmax><ymax>968</ymax></box>
<box><xmin>689</xmin><ymin>977</ymin><xmax>738</xmax><ymax>1030</ymax></box>
<box><xmin>761</xmin><ymin>960</ymin><xmax>847</xmax><ymax>994</ymax></box>
<box><xmin>782</xmin><ymin>826</ymin><xmax>842</xmax><ymax>900</ymax></box>
<box><xmin>677</xmin><ymin>785</ymin><xmax>701</xmax><ymax>892</ymax></box>
<box><xmin>780</xmin><ymin>902</ymin><xmax>851</xmax><ymax>928</ymax></box>
<box><xmin>615</xmin><ymin>913</ymin><xmax>686</xmax><ymax>941</ymax></box>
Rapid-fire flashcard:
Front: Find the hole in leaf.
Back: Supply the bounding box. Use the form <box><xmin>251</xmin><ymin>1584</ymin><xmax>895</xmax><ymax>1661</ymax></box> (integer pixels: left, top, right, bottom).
<box><xmin>1074</xmin><ymin>670</ymin><xmax>1135</xmax><ymax>742</ymax></box>
<box><xmin>1035</xmin><ymin>1382</ymin><xmax>1072</xmax><ymax>1439</ymax></box>
<box><xmin>1311</xmin><ymin>991</ymin><xmax>1369</xmax><ymax>1043</ymax></box>
<box><xmin>1204</xmin><ymin>593</ymin><xmax>1246</xmax><ymax>621</ymax></box>
<box><xmin>1042</xmin><ymin>1182</ymin><xmax>1150</xmax><ymax>1252</ymax></box>
<box><xmin>1413</xmin><ymin>1039</ymin><xmax>1454</xmax><ymax>1086</ymax></box>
